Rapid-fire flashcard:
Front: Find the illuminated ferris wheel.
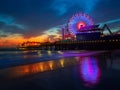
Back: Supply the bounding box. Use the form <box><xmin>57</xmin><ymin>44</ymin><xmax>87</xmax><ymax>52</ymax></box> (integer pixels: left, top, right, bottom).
<box><xmin>68</xmin><ymin>13</ymin><xmax>94</xmax><ymax>35</ymax></box>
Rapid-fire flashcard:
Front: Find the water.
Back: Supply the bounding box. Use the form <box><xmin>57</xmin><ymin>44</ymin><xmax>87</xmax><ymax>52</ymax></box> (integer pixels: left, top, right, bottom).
<box><xmin>0</xmin><ymin>50</ymin><xmax>120</xmax><ymax>90</ymax></box>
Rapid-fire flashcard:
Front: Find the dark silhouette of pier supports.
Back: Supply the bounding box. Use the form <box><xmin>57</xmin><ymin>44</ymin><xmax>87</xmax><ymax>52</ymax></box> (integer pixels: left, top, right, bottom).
<box><xmin>39</xmin><ymin>36</ymin><xmax>120</xmax><ymax>50</ymax></box>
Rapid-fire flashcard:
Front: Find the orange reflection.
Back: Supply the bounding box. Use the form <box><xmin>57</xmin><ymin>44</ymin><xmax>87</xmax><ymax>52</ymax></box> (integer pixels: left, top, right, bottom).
<box><xmin>48</xmin><ymin>61</ymin><xmax>54</xmax><ymax>70</ymax></box>
<box><xmin>0</xmin><ymin>57</ymin><xmax>78</xmax><ymax>79</ymax></box>
<box><xmin>60</xmin><ymin>59</ymin><xmax>64</xmax><ymax>67</ymax></box>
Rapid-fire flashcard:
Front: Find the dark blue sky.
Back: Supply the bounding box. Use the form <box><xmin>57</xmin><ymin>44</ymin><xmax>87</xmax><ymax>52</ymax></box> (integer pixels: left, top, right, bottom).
<box><xmin>0</xmin><ymin>0</ymin><xmax>120</xmax><ymax>38</ymax></box>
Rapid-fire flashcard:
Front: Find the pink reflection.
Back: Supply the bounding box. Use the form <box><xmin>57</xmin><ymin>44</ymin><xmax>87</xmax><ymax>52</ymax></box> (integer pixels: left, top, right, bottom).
<box><xmin>79</xmin><ymin>56</ymin><xmax>101</xmax><ymax>87</ymax></box>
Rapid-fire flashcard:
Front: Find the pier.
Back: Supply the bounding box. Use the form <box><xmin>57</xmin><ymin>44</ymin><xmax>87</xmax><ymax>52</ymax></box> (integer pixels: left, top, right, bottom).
<box><xmin>18</xmin><ymin>13</ymin><xmax>120</xmax><ymax>50</ymax></box>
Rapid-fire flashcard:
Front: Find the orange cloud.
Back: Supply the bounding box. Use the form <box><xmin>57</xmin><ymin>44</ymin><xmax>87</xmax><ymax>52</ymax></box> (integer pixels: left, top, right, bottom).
<box><xmin>0</xmin><ymin>34</ymin><xmax>25</xmax><ymax>48</ymax></box>
<box><xmin>0</xmin><ymin>34</ymin><xmax>61</xmax><ymax>48</ymax></box>
<box><xmin>0</xmin><ymin>27</ymin><xmax>62</xmax><ymax>48</ymax></box>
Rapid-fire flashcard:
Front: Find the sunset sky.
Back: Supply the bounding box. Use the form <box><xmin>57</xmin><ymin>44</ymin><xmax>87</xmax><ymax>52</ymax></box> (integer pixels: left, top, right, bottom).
<box><xmin>0</xmin><ymin>0</ymin><xmax>120</xmax><ymax>47</ymax></box>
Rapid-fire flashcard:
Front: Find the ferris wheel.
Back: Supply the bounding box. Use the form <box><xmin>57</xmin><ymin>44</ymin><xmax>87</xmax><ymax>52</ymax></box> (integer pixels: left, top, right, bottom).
<box><xmin>68</xmin><ymin>13</ymin><xmax>94</xmax><ymax>35</ymax></box>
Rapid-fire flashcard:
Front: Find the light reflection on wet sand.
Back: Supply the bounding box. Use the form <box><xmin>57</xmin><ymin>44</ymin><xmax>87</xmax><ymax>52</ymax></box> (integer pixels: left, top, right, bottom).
<box><xmin>0</xmin><ymin>50</ymin><xmax>106</xmax><ymax>82</ymax></box>
<box><xmin>0</xmin><ymin>50</ymin><xmax>120</xmax><ymax>89</ymax></box>
<box><xmin>0</xmin><ymin>57</ymin><xmax>78</xmax><ymax>79</ymax></box>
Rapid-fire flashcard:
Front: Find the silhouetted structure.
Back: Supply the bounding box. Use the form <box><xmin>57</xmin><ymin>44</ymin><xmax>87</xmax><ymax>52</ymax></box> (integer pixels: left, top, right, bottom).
<box><xmin>18</xmin><ymin>13</ymin><xmax>120</xmax><ymax>50</ymax></box>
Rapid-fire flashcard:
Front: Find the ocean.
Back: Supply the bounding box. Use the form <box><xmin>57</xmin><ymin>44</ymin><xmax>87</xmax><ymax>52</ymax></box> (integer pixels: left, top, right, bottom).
<box><xmin>0</xmin><ymin>50</ymin><xmax>120</xmax><ymax>90</ymax></box>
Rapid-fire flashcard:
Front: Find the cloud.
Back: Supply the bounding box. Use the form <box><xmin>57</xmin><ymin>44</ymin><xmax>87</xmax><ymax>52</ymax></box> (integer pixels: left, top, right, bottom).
<box><xmin>97</xmin><ymin>18</ymin><xmax>120</xmax><ymax>32</ymax></box>
<box><xmin>0</xmin><ymin>14</ymin><xmax>25</xmax><ymax>29</ymax></box>
<box><xmin>0</xmin><ymin>33</ymin><xmax>25</xmax><ymax>47</ymax></box>
<box><xmin>51</xmin><ymin>0</ymin><xmax>73</xmax><ymax>15</ymax></box>
<box><xmin>0</xmin><ymin>14</ymin><xmax>26</xmax><ymax>33</ymax></box>
<box><xmin>0</xmin><ymin>35</ymin><xmax>7</xmax><ymax>37</ymax></box>
<box><xmin>0</xmin><ymin>30</ymin><xmax>10</xmax><ymax>37</ymax></box>
<box><xmin>51</xmin><ymin>0</ymin><xmax>100</xmax><ymax>16</ymax></box>
<box><xmin>0</xmin><ymin>14</ymin><xmax>28</xmax><ymax>38</ymax></box>
<box><xmin>0</xmin><ymin>14</ymin><xmax>62</xmax><ymax>39</ymax></box>
<box><xmin>82</xmin><ymin>0</ymin><xmax>100</xmax><ymax>13</ymax></box>
<box><xmin>0</xmin><ymin>21</ymin><xmax>5</xmax><ymax>28</ymax></box>
<box><xmin>100</xmin><ymin>18</ymin><xmax>120</xmax><ymax>25</ymax></box>
<box><xmin>44</xmin><ymin>27</ymin><xmax>61</xmax><ymax>35</ymax></box>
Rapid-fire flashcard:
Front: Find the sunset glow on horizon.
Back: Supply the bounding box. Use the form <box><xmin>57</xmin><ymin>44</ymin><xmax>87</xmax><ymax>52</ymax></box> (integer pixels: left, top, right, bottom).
<box><xmin>0</xmin><ymin>34</ymin><xmax>61</xmax><ymax>48</ymax></box>
<box><xmin>0</xmin><ymin>0</ymin><xmax>120</xmax><ymax>48</ymax></box>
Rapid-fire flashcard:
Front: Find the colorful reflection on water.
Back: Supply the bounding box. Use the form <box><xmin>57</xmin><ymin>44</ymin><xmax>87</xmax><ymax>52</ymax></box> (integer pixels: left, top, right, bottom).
<box><xmin>78</xmin><ymin>56</ymin><xmax>101</xmax><ymax>87</ymax></box>
<box><xmin>0</xmin><ymin>50</ymin><xmax>104</xmax><ymax>88</ymax></box>
<box><xmin>0</xmin><ymin>57</ymin><xmax>78</xmax><ymax>79</ymax></box>
<box><xmin>1</xmin><ymin>50</ymin><xmax>120</xmax><ymax>90</ymax></box>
